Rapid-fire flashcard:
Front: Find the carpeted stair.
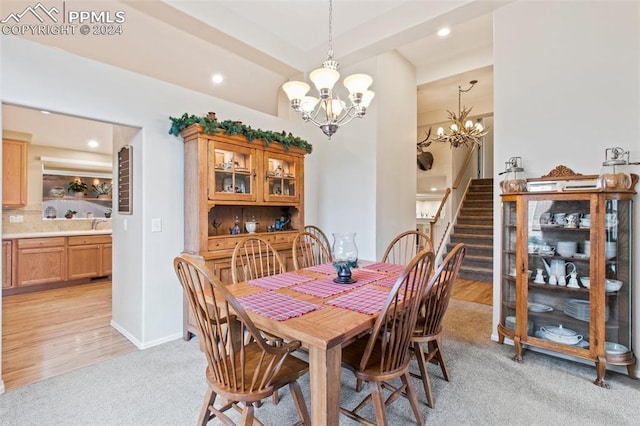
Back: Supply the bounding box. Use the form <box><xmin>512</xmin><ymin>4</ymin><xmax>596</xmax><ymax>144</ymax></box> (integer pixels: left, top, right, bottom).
<box><xmin>447</xmin><ymin>178</ymin><xmax>493</xmax><ymax>282</ymax></box>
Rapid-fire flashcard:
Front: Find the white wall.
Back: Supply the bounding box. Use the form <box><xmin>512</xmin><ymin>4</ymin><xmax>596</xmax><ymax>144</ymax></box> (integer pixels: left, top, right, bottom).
<box><xmin>0</xmin><ymin>36</ymin><xmax>323</xmax><ymax>360</ymax></box>
<box><xmin>492</xmin><ymin>1</ymin><xmax>639</xmax><ymax>374</ymax></box>
<box><xmin>307</xmin><ymin>52</ymin><xmax>416</xmax><ymax>261</ymax></box>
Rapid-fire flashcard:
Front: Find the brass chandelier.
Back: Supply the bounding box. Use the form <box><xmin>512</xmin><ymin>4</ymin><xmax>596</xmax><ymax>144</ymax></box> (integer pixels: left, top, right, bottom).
<box><xmin>435</xmin><ymin>80</ymin><xmax>487</xmax><ymax>148</ymax></box>
<box><xmin>281</xmin><ymin>0</ymin><xmax>374</xmax><ymax>139</ymax></box>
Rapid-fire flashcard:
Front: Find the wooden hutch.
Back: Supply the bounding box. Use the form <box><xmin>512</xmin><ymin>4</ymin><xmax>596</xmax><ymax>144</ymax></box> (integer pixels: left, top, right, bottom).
<box><xmin>180</xmin><ymin>123</ymin><xmax>308</xmax><ymax>339</ymax></box>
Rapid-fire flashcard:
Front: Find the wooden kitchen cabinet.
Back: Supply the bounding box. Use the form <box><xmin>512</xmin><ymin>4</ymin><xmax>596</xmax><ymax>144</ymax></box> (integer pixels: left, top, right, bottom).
<box><xmin>2</xmin><ymin>240</ymin><xmax>12</xmax><ymax>288</ymax></box>
<box><xmin>15</xmin><ymin>237</ymin><xmax>66</xmax><ymax>286</ymax></box>
<box><xmin>67</xmin><ymin>234</ymin><xmax>112</xmax><ymax>279</ymax></box>
<box><xmin>180</xmin><ymin>124</ymin><xmax>308</xmax><ymax>339</ymax></box>
<box><xmin>497</xmin><ymin>168</ymin><xmax>637</xmax><ymax>387</ymax></box>
<box><xmin>2</xmin><ymin>138</ymin><xmax>28</xmax><ymax>208</ymax></box>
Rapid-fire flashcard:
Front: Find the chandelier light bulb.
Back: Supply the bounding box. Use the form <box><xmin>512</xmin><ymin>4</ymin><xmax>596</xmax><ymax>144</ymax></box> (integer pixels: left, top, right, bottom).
<box><xmin>360</xmin><ymin>90</ymin><xmax>375</xmax><ymax>108</ymax></box>
<box><xmin>300</xmin><ymin>96</ymin><xmax>319</xmax><ymax>113</ymax></box>
<box><xmin>343</xmin><ymin>73</ymin><xmax>373</xmax><ymax>95</ymax></box>
<box><xmin>475</xmin><ymin>123</ymin><xmax>484</xmax><ymax>132</ymax></box>
<box><xmin>465</xmin><ymin>120</ymin><xmax>474</xmax><ymax>130</ymax></box>
<box><xmin>450</xmin><ymin>123</ymin><xmax>459</xmax><ymax>132</ymax></box>
<box><xmin>437</xmin><ymin>127</ymin><xmax>444</xmax><ymax>136</ymax></box>
<box><xmin>310</xmin><ymin>67</ymin><xmax>340</xmax><ymax>92</ymax></box>
<box><xmin>282</xmin><ymin>81</ymin><xmax>310</xmax><ymax>101</ymax></box>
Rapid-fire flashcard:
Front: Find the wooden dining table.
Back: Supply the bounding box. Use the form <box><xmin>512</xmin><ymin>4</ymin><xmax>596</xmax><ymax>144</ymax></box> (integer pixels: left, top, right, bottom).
<box><xmin>219</xmin><ymin>262</ymin><xmax>405</xmax><ymax>425</ymax></box>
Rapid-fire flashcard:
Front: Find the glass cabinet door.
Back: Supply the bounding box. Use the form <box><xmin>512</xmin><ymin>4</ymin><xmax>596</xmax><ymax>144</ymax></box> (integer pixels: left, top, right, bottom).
<box><xmin>501</xmin><ymin>200</ymin><xmax>518</xmax><ymax>334</ymax></box>
<box><xmin>208</xmin><ymin>141</ymin><xmax>257</xmax><ymax>202</ymax></box>
<box><xmin>603</xmin><ymin>198</ymin><xmax>632</xmax><ymax>359</ymax></box>
<box><xmin>263</xmin><ymin>153</ymin><xmax>299</xmax><ymax>202</ymax></box>
<box><xmin>526</xmin><ymin>196</ymin><xmax>592</xmax><ymax>349</ymax></box>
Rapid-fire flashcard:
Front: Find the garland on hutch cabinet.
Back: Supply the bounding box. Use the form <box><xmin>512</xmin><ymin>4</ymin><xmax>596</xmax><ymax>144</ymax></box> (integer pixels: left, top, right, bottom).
<box><xmin>168</xmin><ymin>112</ymin><xmax>313</xmax><ymax>154</ymax></box>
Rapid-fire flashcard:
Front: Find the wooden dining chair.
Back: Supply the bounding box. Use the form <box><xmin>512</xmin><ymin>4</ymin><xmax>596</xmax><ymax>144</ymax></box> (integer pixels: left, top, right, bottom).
<box><xmin>292</xmin><ymin>231</ymin><xmax>332</xmax><ymax>270</ymax></box>
<box><xmin>410</xmin><ymin>243</ymin><xmax>466</xmax><ymax>408</ymax></box>
<box><xmin>231</xmin><ymin>236</ymin><xmax>286</xmax><ymax>284</ymax></box>
<box><xmin>303</xmin><ymin>225</ymin><xmax>332</xmax><ymax>254</ymax></box>
<box><xmin>340</xmin><ymin>249</ymin><xmax>435</xmax><ymax>425</ymax></box>
<box><xmin>173</xmin><ymin>254</ymin><xmax>310</xmax><ymax>426</ymax></box>
<box><xmin>382</xmin><ymin>230</ymin><xmax>433</xmax><ymax>265</ymax></box>
<box><xmin>231</xmin><ymin>236</ymin><xmax>287</xmax><ymax>405</ymax></box>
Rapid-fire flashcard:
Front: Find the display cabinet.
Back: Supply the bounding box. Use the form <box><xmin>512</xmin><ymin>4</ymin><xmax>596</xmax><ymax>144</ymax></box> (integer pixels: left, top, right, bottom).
<box><xmin>498</xmin><ymin>167</ymin><xmax>637</xmax><ymax>387</ymax></box>
<box><xmin>180</xmin><ymin>124</ymin><xmax>308</xmax><ymax>339</ymax></box>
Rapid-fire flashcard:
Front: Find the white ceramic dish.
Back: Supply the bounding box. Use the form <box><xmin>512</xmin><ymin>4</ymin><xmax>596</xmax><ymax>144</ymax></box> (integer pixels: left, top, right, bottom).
<box><xmin>605</xmin><ymin>279</ymin><xmax>623</xmax><ymax>292</ymax></box>
<box><xmin>528</xmin><ymin>302</ymin><xmax>553</xmax><ymax>313</ymax></box>
<box><xmin>573</xmin><ymin>253</ymin><xmax>589</xmax><ymax>259</ymax></box>
<box><xmin>579</xmin><ymin>277</ymin><xmax>590</xmax><ymax>288</ymax></box>
<box><xmin>605</xmin><ymin>342</ymin><xmax>628</xmax><ymax>355</ymax></box>
<box><xmin>535</xmin><ymin>330</ymin><xmax>588</xmax><ymax>347</ymax></box>
<box><xmin>540</xmin><ymin>325</ymin><xmax>583</xmax><ymax>344</ymax></box>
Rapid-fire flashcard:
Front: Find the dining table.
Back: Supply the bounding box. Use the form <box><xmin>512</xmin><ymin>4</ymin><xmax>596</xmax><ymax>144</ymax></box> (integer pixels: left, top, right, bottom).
<box><xmin>219</xmin><ymin>261</ymin><xmax>406</xmax><ymax>425</ymax></box>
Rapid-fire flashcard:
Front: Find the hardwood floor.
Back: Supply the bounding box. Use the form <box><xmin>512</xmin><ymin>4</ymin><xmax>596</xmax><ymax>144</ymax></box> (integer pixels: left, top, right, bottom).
<box><xmin>451</xmin><ymin>277</ymin><xmax>493</xmax><ymax>305</ymax></box>
<box><xmin>1</xmin><ymin>281</ymin><xmax>136</xmax><ymax>391</ymax></box>
<box><xmin>1</xmin><ymin>277</ymin><xmax>490</xmax><ymax>392</ymax></box>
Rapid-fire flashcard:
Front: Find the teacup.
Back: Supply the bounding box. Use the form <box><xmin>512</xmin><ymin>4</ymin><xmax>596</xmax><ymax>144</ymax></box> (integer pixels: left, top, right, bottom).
<box><xmin>553</xmin><ymin>213</ymin><xmax>567</xmax><ymax>225</ymax></box>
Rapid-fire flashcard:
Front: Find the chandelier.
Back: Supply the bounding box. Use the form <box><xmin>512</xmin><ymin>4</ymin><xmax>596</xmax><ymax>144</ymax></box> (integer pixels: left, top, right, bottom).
<box><xmin>435</xmin><ymin>80</ymin><xmax>487</xmax><ymax>148</ymax></box>
<box><xmin>281</xmin><ymin>0</ymin><xmax>374</xmax><ymax>139</ymax></box>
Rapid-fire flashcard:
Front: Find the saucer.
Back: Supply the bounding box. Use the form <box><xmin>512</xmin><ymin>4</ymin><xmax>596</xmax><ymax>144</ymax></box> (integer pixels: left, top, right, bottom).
<box><xmin>573</xmin><ymin>253</ymin><xmax>589</xmax><ymax>259</ymax></box>
<box><xmin>528</xmin><ymin>302</ymin><xmax>553</xmax><ymax>312</ymax></box>
<box><xmin>539</xmin><ymin>251</ymin><xmax>555</xmax><ymax>256</ymax></box>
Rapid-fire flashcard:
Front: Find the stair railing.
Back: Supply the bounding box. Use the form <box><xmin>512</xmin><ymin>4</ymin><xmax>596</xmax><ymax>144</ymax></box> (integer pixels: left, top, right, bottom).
<box><xmin>429</xmin><ymin>188</ymin><xmax>451</xmax><ymax>259</ymax></box>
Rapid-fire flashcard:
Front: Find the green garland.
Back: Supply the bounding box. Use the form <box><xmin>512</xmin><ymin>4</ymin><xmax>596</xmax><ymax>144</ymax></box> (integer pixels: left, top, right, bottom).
<box><xmin>168</xmin><ymin>113</ymin><xmax>312</xmax><ymax>154</ymax></box>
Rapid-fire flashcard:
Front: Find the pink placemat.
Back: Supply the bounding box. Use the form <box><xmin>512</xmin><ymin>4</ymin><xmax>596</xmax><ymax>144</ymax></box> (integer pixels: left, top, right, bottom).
<box><xmin>302</xmin><ymin>263</ymin><xmax>337</xmax><ymax>275</ymax></box>
<box><xmin>247</xmin><ymin>272</ymin><xmax>315</xmax><ymax>290</ymax></box>
<box><xmin>292</xmin><ymin>278</ymin><xmax>367</xmax><ymax>298</ymax></box>
<box><xmin>292</xmin><ymin>269</ymin><xmax>388</xmax><ymax>298</ymax></box>
<box><xmin>327</xmin><ymin>287</ymin><xmax>401</xmax><ymax>315</ymax></box>
<box><xmin>363</xmin><ymin>262</ymin><xmax>406</xmax><ymax>274</ymax></box>
<box><xmin>238</xmin><ymin>292</ymin><xmax>322</xmax><ymax>321</ymax></box>
<box><xmin>370</xmin><ymin>275</ymin><xmax>401</xmax><ymax>288</ymax></box>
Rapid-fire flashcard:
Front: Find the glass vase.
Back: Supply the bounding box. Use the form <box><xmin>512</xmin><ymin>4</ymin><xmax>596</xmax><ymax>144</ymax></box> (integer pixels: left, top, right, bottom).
<box><xmin>332</xmin><ymin>232</ymin><xmax>358</xmax><ymax>284</ymax></box>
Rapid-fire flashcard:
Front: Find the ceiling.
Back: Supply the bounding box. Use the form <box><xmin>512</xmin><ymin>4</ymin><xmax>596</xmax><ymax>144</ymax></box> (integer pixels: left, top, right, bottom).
<box><xmin>2</xmin><ymin>0</ymin><xmax>502</xmax><ymax>152</ymax></box>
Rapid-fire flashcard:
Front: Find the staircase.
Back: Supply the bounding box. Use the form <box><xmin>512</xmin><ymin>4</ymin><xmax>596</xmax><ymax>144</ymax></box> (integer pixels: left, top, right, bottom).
<box><xmin>447</xmin><ymin>178</ymin><xmax>494</xmax><ymax>282</ymax></box>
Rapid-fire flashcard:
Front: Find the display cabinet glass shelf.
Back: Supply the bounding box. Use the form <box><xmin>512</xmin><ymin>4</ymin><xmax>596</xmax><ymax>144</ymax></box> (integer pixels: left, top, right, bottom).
<box><xmin>498</xmin><ymin>167</ymin><xmax>637</xmax><ymax>387</ymax></box>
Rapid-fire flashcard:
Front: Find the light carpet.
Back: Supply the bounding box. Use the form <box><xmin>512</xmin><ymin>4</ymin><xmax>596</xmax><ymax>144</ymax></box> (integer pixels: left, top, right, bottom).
<box><xmin>1</xmin><ymin>299</ymin><xmax>638</xmax><ymax>425</ymax></box>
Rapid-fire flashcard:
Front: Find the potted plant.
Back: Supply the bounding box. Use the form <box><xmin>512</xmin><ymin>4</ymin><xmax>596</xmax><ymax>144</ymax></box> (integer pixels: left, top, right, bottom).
<box><xmin>65</xmin><ymin>209</ymin><xmax>77</xmax><ymax>219</ymax></box>
<box><xmin>92</xmin><ymin>182</ymin><xmax>112</xmax><ymax>199</ymax></box>
<box><xmin>104</xmin><ymin>208</ymin><xmax>112</xmax><ymax>218</ymax></box>
<box><xmin>67</xmin><ymin>179</ymin><xmax>88</xmax><ymax>197</ymax></box>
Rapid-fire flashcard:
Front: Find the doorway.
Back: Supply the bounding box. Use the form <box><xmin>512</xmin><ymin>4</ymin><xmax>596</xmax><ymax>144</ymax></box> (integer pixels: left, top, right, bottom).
<box><xmin>1</xmin><ymin>104</ymin><xmax>137</xmax><ymax>389</ymax></box>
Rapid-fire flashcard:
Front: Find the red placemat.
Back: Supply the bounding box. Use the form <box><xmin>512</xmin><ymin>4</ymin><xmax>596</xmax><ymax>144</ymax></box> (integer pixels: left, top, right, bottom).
<box><xmin>302</xmin><ymin>263</ymin><xmax>336</xmax><ymax>275</ymax></box>
<box><xmin>363</xmin><ymin>262</ymin><xmax>406</xmax><ymax>274</ymax></box>
<box><xmin>327</xmin><ymin>287</ymin><xmax>401</xmax><ymax>315</ymax></box>
<box><xmin>238</xmin><ymin>292</ymin><xmax>323</xmax><ymax>321</ymax></box>
<box><xmin>371</xmin><ymin>275</ymin><xmax>401</xmax><ymax>288</ymax></box>
<box><xmin>247</xmin><ymin>272</ymin><xmax>315</xmax><ymax>290</ymax></box>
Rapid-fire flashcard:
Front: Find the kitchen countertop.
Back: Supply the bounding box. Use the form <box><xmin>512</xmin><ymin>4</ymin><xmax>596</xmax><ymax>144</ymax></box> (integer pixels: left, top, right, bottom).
<box><xmin>2</xmin><ymin>230</ymin><xmax>112</xmax><ymax>239</ymax></box>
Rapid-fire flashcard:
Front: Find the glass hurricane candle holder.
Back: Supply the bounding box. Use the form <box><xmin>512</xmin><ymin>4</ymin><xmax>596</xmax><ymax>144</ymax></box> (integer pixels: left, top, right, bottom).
<box><xmin>332</xmin><ymin>232</ymin><xmax>358</xmax><ymax>284</ymax></box>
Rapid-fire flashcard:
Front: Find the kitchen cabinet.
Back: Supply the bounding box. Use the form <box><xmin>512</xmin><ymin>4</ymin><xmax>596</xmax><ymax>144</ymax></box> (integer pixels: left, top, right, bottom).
<box><xmin>2</xmin><ymin>138</ymin><xmax>28</xmax><ymax>208</ymax></box>
<box><xmin>15</xmin><ymin>237</ymin><xmax>67</xmax><ymax>286</ymax></box>
<box><xmin>67</xmin><ymin>234</ymin><xmax>112</xmax><ymax>279</ymax></box>
<box><xmin>3</xmin><ymin>240</ymin><xmax>12</xmax><ymax>288</ymax></box>
<box><xmin>497</xmin><ymin>168</ymin><xmax>637</xmax><ymax>387</ymax></box>
<box><xmin>180</xmin><ymin>124</ymin><xmax>308</xmax><ymax>339</ymax></box>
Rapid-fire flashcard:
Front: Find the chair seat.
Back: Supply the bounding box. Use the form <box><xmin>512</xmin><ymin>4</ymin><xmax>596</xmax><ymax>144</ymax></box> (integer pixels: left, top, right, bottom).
<box><xmin>206</xmin><ymin>342</ymin><xmax>309</xmax><ymax>402</ymax></box>
<box><xmin>342</xmin><ymin>334</ymin><xmax>410</xmax><ymax>381</ymax></box>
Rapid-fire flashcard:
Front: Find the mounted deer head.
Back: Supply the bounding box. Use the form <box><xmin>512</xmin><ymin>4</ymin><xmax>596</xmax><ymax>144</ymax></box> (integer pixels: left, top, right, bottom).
<box><xmin>417</xmin><ymin>128</ymin><xmax>434</xmax><ymax>171</ymax></box>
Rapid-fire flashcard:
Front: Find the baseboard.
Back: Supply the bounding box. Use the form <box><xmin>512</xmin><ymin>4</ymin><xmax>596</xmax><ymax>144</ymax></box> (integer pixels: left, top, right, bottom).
<box><xmin>110</xmin><ymin>320</ymin><xmax>183</xmax><ymax>350</ymax></box>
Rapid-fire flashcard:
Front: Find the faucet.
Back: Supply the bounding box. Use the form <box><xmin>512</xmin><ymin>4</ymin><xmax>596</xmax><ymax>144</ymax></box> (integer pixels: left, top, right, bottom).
<box><xmin>92</xmin><ymin>218</ymin><xmax>109</xmax><ymax>230</ymax></box>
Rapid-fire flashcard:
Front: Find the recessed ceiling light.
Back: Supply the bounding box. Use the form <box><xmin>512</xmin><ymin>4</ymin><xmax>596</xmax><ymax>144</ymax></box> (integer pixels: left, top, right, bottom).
<box><xmin>430</xmin><ymin>187</ymin><xmax>438</xmax><ymax>191</ymax></box>
<box><xmin>437</xmin><ymin>27</ymin><xmax>451</xmax><ymax>37</ymax></box>
<box><xmin>40</xmin><ymin>110</ymin><xmax>50</xmax><ymax>114</ymax></box>
<box><xmin>88</xmin><ymin>140</ymin><xmax>99</xmax><ymax>148</ymax></box>
<box><xmin>212</xmin><ymin>74</ymin><xmax>224</xmax><ymax>84</ymax></box>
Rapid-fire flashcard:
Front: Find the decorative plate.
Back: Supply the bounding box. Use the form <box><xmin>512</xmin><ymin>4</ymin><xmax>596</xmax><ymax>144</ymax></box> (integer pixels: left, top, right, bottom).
<box><xmin>528</xmin><ymin>302</ymin><xmax>553</xmax><ymax>313</ymax></box>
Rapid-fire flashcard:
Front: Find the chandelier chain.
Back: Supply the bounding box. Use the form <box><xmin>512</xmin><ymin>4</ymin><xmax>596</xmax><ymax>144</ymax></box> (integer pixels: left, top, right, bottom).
<box><xmin>327</xmin><ymin>0</ymin><xmax>334</xmax><ymax>59</ymax></box>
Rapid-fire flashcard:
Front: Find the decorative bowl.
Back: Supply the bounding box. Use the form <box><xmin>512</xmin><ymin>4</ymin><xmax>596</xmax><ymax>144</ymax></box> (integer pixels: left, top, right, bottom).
<box><xmin>245</xmin><ymin>221</ymin><xmax>257</xmax><ymax>233</ymax></box>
